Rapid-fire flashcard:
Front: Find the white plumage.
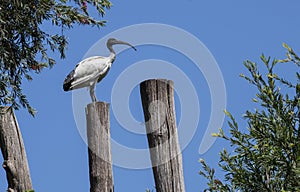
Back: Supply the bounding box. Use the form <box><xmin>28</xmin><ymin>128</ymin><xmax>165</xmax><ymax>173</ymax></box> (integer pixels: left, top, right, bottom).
<box><xmin>63</xmin><ymin>38</ymin><xmax>136</xmax><ymax>102</ymax></box>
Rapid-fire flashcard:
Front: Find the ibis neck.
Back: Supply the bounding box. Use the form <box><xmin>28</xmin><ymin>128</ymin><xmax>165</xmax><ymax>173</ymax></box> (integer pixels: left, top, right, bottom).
<box><xmin>108</xmin><ymin>46</ymin><xmax>116</xmax><ymax>62</ymax></box>
<box><xmin>109</xmin><ymin>52</ymin><xmax>116</xmax><ymax>62</ymax></box>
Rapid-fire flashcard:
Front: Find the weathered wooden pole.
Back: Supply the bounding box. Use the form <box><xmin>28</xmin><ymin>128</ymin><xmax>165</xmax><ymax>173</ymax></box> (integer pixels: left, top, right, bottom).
<box><xmin>0</xmin><ymin>107</ymin><xmax>33</xmax><ymax>192</ymax></box>
<box><xmin>85</xmin><ymin>102</ymin><xmax>114</xmax><ymax>192</ymax></box>
<box><xmin>140</xmin><ymin>79</ymin><xmax>186</xmax><ymax>192</ymax></box>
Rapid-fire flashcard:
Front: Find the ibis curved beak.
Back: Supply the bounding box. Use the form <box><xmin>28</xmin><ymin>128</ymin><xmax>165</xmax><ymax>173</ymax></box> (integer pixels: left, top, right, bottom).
<box><xmin>116</xmin><ymin>40</ymin><xmax>137</xmax><ymax>51</ymax></box>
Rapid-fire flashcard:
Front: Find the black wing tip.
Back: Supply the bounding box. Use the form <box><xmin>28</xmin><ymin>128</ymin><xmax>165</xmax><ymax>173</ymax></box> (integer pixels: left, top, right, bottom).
<box><xmin>63</xmin><ymin>83</ymin><xmax>72</xmax><ymax>92</ymax></box>
<box><xmin>63</xmin><ymin>69</ymin><xmax>75</xmax><ymax>92</ymax></box>
<box><xmin>63</xmin><ymin>79</ymin><xmax>73</xmax><ymax>91</ymax></box>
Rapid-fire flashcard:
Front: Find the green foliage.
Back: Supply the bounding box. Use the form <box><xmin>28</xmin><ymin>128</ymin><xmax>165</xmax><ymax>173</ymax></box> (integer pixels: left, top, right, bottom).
<box><xmin>0</xmin><ymin>0</ymin><xmax>111</xmax><ymax>115</ymax></box>
<box><xmin>199</xmin><ymin>158</ymin><xmax>234</xmax><ymax>191</ymax></box>
<box><xmin>25</xmin><ymin>190</ymin><xmax>35</xmax><ymax>192</ymax></box>
<box><xmin>199</xmin><ymin>44</ymin><xmax>300</xmax><ymax>192</ymax></box>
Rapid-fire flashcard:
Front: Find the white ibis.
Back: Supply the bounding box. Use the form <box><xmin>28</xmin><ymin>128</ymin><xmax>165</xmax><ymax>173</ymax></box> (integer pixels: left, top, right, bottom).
<box><xmin>63</xmin><ymin>38</ymin><xmax>136</xmax><ymax>102</ymax></box>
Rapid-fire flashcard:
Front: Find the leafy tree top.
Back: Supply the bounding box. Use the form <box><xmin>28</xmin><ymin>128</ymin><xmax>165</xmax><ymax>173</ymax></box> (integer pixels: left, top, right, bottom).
<box><xmin>0</xmin><ymin>0</ymin><xmax>111</xmax><ymax>115</ymax></box>
<box><xmin>199</xmin><ymin>44</ymin><xmax>300</xmax><ymax>192</ymax></box>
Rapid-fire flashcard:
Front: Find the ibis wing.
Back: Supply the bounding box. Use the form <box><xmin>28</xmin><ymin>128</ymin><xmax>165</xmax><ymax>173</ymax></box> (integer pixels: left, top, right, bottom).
<box><xmin>63</xmin><ymin>67</ymin><xmax>76</xmax><ymax>91</ymax></box>
<box><xmin>69</xmin><ymin>71</ymin><xmax>99</xmax><ymax>90</ymax></box>
<box><xmin>63</xmin><ymin>56</ymin><xmax>109</xmax><ymax>91</ymax></box>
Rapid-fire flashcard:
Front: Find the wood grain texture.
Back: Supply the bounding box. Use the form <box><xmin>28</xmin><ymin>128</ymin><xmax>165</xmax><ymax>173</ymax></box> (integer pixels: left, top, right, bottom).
<box><xmin>86</xmin><ymin>102</ymin><xmax>114</xmax><ymax>192</ymax></box>
<box><xmin>140</xmin><ymin>79</ymin><xmax>185</xmax><ymax>192</ymax></box>
<box><xmin>0</xmin><ymin>107</ymin><xmax>33</xmax><ymax>192</ymax></box>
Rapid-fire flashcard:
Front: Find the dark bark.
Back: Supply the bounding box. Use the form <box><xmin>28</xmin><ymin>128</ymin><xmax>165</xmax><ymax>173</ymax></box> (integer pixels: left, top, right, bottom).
<box><xmin>140</xmin><ymin>79</ymin><xmax>185</xmax><ymax>192</ymax></box>
<box><xmin>86</xmin><ymin>102</ymin><xmax>114</xmax><ymax>192</ymax></box>
<box><xmin>0</xmin><ymin>107</ymin><xmax>33</xmax><ymax>192</ymax></box>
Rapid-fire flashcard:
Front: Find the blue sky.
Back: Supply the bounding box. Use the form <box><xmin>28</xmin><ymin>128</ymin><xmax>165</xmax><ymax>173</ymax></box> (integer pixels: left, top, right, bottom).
<box><xmin>1</xmin><ymin>0</ymin><xmax>300</xmax><ymax>191</ymax></box>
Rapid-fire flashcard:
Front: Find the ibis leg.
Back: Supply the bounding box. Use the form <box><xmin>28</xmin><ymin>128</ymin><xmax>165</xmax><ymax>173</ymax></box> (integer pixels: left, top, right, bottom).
<box><xmin>89</xmin><ymin>85</ymin><xmax>97</xmax><ymax>102</ymax></box>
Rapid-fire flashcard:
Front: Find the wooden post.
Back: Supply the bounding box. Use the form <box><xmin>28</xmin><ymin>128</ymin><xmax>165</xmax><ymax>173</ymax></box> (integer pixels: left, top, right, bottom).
<box><xmin>85</xmin><ymin>102</ymin><xmax>114</xmax><ymax>192</ymax></box>
<box><xmin>0</xmin><ymin>107</ymin><xmax>33</xmax><ymax>192</ymax></box>
<box><xmin>140</xmin><ymin>79</ymin><xmax>186</xmax><ymax>192</ymax></box>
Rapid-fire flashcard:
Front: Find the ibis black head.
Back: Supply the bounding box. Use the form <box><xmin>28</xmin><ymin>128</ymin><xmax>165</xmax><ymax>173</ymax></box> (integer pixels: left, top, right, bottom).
<box><xmin>107</xmin><ymin>38</ymin><xmax>137</xmax><ymax>51</ymax></box>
